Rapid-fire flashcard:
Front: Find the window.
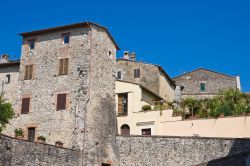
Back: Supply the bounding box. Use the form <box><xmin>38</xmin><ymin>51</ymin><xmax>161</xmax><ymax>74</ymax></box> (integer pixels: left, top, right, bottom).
<box><xmin>134</xmin><ymin>69</ymin><xmax>140</xmax><ymax>78</ymax></box>
<box><xmin>57</xmin><ymin>93</ymin><xmax>66</xmax><ymax>110</ymax></box>
<box><xmin>121</xmin><ymin>124</ymin><xmax>130</xmax><ymax>135</ymax></box>
<box><xmin>29</xmin><ymin>40</ymin><xmax>35</xmax><ymax>50</ymax></box>
<box><xmin>63</xmin><ymin>34</ymin><xmax>70</xmax><ymax>44</ymax></box>
<box><xmin>142</xmin><ymin>128</ymin><xmax>151</xmax><ymax>135</ymax></box>
<box><xmin>21</xmin><ymin>98</ymin><xmax>30</xmax><ymax>114</ymax></box>
<box><xmin>5</xmin><ymin>74</ymin><xmax>10</xmax><ymax>84</ymax></box>
<box><xmin>24</xmin><ymin>65</ymin><xmax>33</xmax><ymax>80</ymax></box>
<box><xmin>118</xmin><ymin>93</ymin><xmax>128</xmax><ymax>116</ymax></box>
<box><xmin>117</xmin><ymin>71</ymin><xmax>122</xmax><ymax>80</ymax></box>
<box><xmin>59</xmin><ymin>58</ymin><xmax>69</xmax><ymax>75</ymax></box>
<box><xmin>28</xmin><ymin>127</ymin><xmax>35</xmax><ymax>141</ymax></box>
<box><xmin>200</xmin><ymin>83</ymin><xmax>206</xmax><ymax>92</ymax></box>
<box><xmin>102</xmin><ymin>164</ymin><xmax>111</xmax><ymax>166</ymax></box>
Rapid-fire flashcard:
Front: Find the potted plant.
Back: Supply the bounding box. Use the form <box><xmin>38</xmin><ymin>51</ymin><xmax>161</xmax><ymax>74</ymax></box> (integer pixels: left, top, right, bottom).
<box><xmin>142</xmin><ymin>105</ymin><xmax>151</xmax><ymax>111</ymax></box>
<box><xmin>55</xmin><ymin>141</ymin><xmax>64</xmax><ymax>147</ymax></box>
<box><xmin>14</xmin><ymin>128</ymin><xmax>24</xmax><ymax>139</ymax></box>
<box><xmin>37</xmin><ymin>135</ymin><xmax>46</xmax><ymax>143</ymax></box>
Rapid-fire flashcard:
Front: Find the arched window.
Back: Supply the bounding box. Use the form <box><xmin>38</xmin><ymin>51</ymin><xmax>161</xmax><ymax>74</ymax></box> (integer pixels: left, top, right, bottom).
<box><xmin>121</xmin><ymin>124</ymin><xmax>130</xmax><ymax>135</ymax></box>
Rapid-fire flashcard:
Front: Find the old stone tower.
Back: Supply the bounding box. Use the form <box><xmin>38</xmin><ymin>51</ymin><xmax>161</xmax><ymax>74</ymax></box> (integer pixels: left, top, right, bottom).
<box><xmin>4</xmin><ymin>22</ymin><xmax>119</xmax><ymax>165</ymax></box>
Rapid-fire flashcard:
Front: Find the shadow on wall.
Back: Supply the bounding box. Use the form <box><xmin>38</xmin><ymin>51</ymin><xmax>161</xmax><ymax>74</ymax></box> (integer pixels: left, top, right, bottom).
<box><xmin>198</xmin><ymin>139</ymin><xmax>250</xmax><ymax>166</ymax></box>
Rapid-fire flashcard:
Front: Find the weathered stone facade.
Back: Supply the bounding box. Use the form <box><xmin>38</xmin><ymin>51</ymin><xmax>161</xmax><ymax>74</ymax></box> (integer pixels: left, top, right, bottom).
<box><xmin>116</xmin><ymin>57</ymin><xmax>175</xmax><ymax>101</ymax></box>
<box><xmin>173</xmin><ymin>68</ymin><xmax>240</xmax><ymax>99</ymax></box>
<box><xmin>0</xmin><ymin>134</ymin><xmax>80</xmax><ymax>166</ymax></box>
<box><xmin>3</xmin><ymin>22</ymin><xmax>119</xmax><ymax>165</ymax></box>
<box><xmin>2</xmin><ymin>134</ymin><xmax>250</xmax><ymax>166</ymax></box>
<box><xmin>0</xmin><ymin>56</ymin><xmax>20</xmax><ymax>112</ymax></box>
<box><xmin>116</xmin><ymin>135</ymin><xmax>250</xmax><ymax>166</ymax></box>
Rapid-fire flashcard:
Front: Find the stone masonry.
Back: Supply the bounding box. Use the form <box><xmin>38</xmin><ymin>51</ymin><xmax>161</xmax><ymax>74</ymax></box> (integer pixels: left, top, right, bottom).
<box><xmin>116</xmin><ymin>135</ymin><xmax>250</xmax><ymax>166</ymax></box>
<box><xmin>2</xmin><ymin>134</ymin><xmax>250</xmax><ymax>166</ymax></box>
<box><xmin>173</xmin><ymin>68</ymin><xmax>239</xmax><ymax>99</ymax></box>
<box><xmin>0</xmin><ymin>56</ymin><xmax>20</xmax><ymax>113</ymax></box>
<box><xmin>116</xmin><ymin>57</ymin><xmax>175</xmax><ymax>101</ymax></box>
<box><xmin>3</xmin><ymin>22</ymin><xmax>119</xmax><ymax>165</ymax></box>
<box><xmin>0</xmin><ymin>134</ymin><xmax>80</xmax><ymax>166</ymax></box>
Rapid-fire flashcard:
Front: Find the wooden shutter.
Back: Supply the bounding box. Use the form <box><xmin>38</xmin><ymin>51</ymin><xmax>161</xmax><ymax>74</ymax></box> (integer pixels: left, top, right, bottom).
<box><xmin>29</xmin><ymin>65</ymin><xmax>33</xmax><ymax>79</ymax></box>
<box><xmin>59</xmin><ymin>59</ymin><xmax>69</xmax><ymax>75</ymax></box>
<box><xmin>25</xmin><ymin>66</ymin><xmax>29</xmax><ymax>79</ymax></box>
<box><xmin>59</xmin><ymin>59</ymin><xmax>63</xmax><ymax>75</ymax></box>
<box><xmin>21</xmin><ymin>98</ymin><xmax>30</xmax><ymax>114</ymax></box>
<box><xmin>57</xmin><ymin>94</ymin><xmax>66</xmax><ymax>110</ymax></box>
<box><xmin>24</xmin><ymin>65</ymin><xmax>33</xmax><ymax>80</ymax></box>
<box><xmin>134</xmin><ymin>69</ymin><xmax>140</xmax><ymax>78</ymax></box>
<box><xmin>118</xmin><ymin>95</ymin><xmax>123</xmax><ymax>115</ymax></box>
<box><xmin>64</xmin><ymin>58</ymin><xmax>69</xmax><ymax>75</ymax></box>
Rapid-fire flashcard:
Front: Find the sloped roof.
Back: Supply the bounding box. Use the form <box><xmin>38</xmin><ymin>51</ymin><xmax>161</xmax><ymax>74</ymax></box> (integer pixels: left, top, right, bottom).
<box><xmin>19</xmin><ymin>21</ymin><xmax>119</xmax><ymax>50</ymax></box>
<box><xmin>0</xmin><ymin>58</ymin><xmax>20</xmax><ymax>67</ymax></box>
<box><xmin>117</xmin><ymin>58</ymin><xmax>176</xmax><ymax>87</ymax></box>
<box><xmin>173</xmin><ymin>68</ymin><xmax>236</xmax><ymax>79</ymax></box>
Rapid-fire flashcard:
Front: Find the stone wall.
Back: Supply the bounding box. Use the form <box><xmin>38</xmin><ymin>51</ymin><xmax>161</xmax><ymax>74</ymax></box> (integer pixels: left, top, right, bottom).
<box><xmin>196</xmin><ymin>151</ymin><xmax>250</xmax><ymax>166</ymax></box>
<box><xmin>0</xmin><ymin>134</ymin><xmax>80</xmax><ymax>166</ymax></box>
<box><xmin>116</xmin><ymin>135</ymin><xmax>250</xmax><ymax>166</ymax></box>
<box><xmin>174</xmin><ymin>68</ymin><xmax>237</xmax><ymax>99</ymax></box>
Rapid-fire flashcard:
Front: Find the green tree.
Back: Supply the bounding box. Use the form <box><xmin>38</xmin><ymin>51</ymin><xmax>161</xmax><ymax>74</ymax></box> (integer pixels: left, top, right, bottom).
<box><xmin>183</xmin><ymin>97</ymin><xmax>199</xmax><ymax>117</ymax></box>
<box><xmin>0</xmin><ymin>95</ymin><xmax>14</xmax><ymax>133</ymax></box>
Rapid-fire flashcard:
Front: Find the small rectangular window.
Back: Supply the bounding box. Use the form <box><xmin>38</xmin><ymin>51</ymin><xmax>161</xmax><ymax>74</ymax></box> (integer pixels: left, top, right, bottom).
<box><xmin>200</xmin><ymin>83</ymin><xmax>206</xmax><ymax>92</ymax></box>
<box><xmin>28</xmin><ymin>127</ymin><xmax>35</xmax><ymax>141</ymax></box>
<box><xmin>57</xmin><ymin>94</ymin><xmax>66</xmax><ymax>110</ymax></box>
<box><xmin>21</xmin><ymin>98</ymin><xmax>30</xmax><ymax>114</ymax></box>
<box><xmin>59</xmin><ymin>58</ymin><xmax>69</xmax><ymax>75</ymax></box>
<box><xmin>117</xmin><ymin>71</ymin><xmax>122</xmax><ymax>80</ymax></box>
<box><xmin>142</xmin><ymin>128</ymin><xmax>151</xmax><ymax>135</ymax></box>
<box><xmin>24</xmin><ymin>65</ymin><xmax>33</xmax><ymax>80</ymax></box>
<box><xmin>63</xmin><ymin>35</ymin><xmax>70</xmax><ymax>44</ymax></box>
<box><xmin>29</xmin><ymin>40</ymin><xmax>35</xmax><ymax>50</ymax></box>
<box><xmin>134</xmin><ymin>69</ymin><xmax>140</xmax><ymax>78</ymax></box>
<box><xmin>5</xmin><ymin>74</ymin><xmax>10</xmax><ymax>84</ymax></box>
<box><xmin>118</xmin><ymin>93</ymin><xmax>128</xmax><ymax>116</ymax></box>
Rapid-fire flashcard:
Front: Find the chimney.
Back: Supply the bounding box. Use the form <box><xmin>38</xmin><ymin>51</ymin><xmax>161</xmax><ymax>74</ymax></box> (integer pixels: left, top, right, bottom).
<box><xmin>236</xmin><ymin>75</ymin><xmax>241</xmax><ymax>91</ymax></box>
<box><xmin>1</xmin><ymin>54</ymin><xmax>9</xmax><ymax>60</ymax></box>
<box><xmin>130</xmin><ymin>52</ymin><xmax>136</xmax><ymax>61</ymax></box>
<box><xmin>123</xmin><ymin>51</ymin><xmax>129</xmax><ymax>59</ymax></box>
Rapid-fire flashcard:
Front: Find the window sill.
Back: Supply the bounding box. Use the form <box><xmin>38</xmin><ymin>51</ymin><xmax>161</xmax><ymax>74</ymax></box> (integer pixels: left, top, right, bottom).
<box><xmin>117</xmin><ymin>115</ymin><xmax>128</xmax><ymax>117</ymax></box>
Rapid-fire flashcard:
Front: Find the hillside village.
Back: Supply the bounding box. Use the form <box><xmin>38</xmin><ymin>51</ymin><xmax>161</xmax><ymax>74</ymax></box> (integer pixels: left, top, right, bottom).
<box><xmin>1</xmin><ymin>21</ymin><xmax>250</xmax><ymax>166</ymax></box>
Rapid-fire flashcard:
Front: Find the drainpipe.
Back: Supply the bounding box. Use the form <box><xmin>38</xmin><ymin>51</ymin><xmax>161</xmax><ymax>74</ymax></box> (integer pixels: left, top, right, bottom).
<box><xmin>236</xmin><ymin>75</ymin><xmax>241</xmax><ymax>91</ymax></box>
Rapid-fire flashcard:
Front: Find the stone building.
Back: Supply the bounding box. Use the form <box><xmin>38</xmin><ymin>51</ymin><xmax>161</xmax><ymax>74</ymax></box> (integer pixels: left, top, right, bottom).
<box><xmin>173</xmin><ymin>68</ymin><xmax>241</xmax><ymax>99</ymax></box>
<box><xmin>116</xmin><ymin>52</ymin><xmax>176</xmax><ymax>102</ymax></box>
<box><xmin>3</xmin><ymin>22</ymin><xmax>119</xmax><ymax>165</ymax></box>
<box><xmin>0</xmin><ymin>54</ymin><xmax>20</xmax><ymax>109</ymax></box>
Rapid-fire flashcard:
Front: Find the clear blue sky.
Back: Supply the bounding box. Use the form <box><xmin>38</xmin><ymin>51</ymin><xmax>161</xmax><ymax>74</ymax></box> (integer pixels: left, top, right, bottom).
<box><xmin>0</xmin><ymin>0</ymin><xmax>249</xmax><ymax>91</ymax></box>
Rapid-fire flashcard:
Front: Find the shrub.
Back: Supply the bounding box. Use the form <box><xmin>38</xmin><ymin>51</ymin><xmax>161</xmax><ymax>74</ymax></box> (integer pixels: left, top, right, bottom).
<box><xmin>142</xmin><ymin>105</ymin><xmax>151</xmax><ymax>111</ymax></box>
<box><xmin>37</xmin><ymin>135</ymin><xmax>46</xmax><ymax>142</ymax></box>
<box><xmin>14</xmin><ymin>128</ymin><xmax>24</xmax><ymax>137</ymax></box>
<box><xmin>197</xmin><ymin>109</ymin><xmax>208</xmax><ymax>118</ymax></box>
<box><xmin>0</xmin><ymin>95</ymin><xmax>14</xmax><ymax>133</ymax></box>
<box><xmin>208</xmin><ymin>107</ymin><xmax>221</xmax><ymax>118</ymax></box>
